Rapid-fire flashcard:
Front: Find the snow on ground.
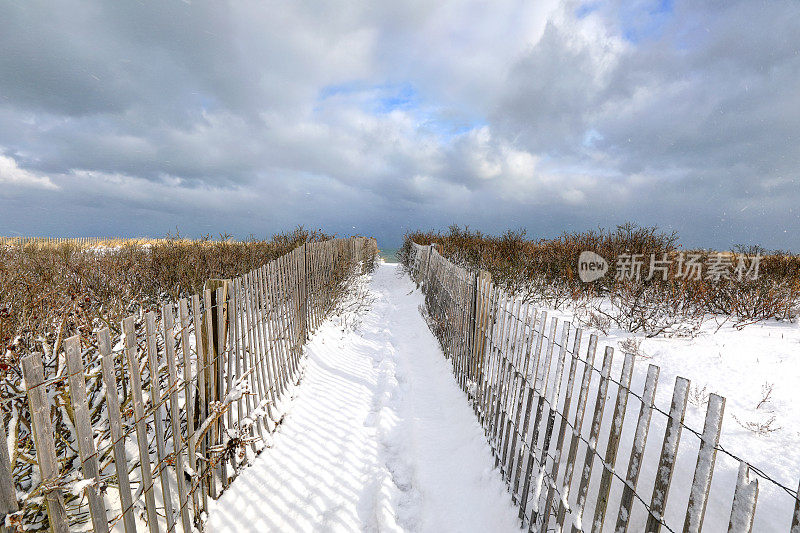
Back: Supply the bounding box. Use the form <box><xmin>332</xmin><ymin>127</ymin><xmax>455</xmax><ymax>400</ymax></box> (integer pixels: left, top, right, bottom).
<box><xmin>207</xmin><ymin>263</ymin><xmax>522</xmax><ymax>532</ymax></box>
<box><xmin>542</xmin><ymin>304</ymin><xmax>800</xmax><ymax>531</ymax></box>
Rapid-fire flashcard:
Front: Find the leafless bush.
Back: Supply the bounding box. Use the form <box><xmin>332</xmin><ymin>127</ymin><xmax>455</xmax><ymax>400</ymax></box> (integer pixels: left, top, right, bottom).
<box><xmin>401</xmin><ymin>224</ymin><xmax>800</xmax><ymax>335</ymax></box>
<box><xmin>0</xmin><ymin>227</ymin><xmax>350</xmax><ymax>529</ymax></box>
<box><xmin>618</xmin><ymin>337</ymin><xmax>651</xmax><ymax>360</ymax></box>
<box><xmin>689</xmin><ymin>384</ymin><xmax>710</xmax><ymax>408</ymax></box>
<box><xmin>732</xmin><ymin>382</ymin><xmax>781</xmax><ymax>435</ymax></box>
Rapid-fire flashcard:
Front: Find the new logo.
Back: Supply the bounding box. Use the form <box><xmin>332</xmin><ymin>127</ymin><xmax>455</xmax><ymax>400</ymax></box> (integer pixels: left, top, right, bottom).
<box><xmin>578</xmin><ymin>251</ymin><xmax>608</xmax><ymax>282</ymax></box>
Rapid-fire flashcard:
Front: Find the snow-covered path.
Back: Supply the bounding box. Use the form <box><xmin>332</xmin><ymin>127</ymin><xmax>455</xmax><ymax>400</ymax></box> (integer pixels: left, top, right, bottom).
<box><xmin>207</xmin><ymin>263</ymin><xmax>521</xmax><ymax>532</ymax></box>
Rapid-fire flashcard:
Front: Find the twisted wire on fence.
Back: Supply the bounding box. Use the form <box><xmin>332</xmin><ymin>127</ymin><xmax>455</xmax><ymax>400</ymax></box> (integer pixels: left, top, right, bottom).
<box><xmin>1</xmin><ymin>237</ymin><xmax>377</xmax><ymax>532</ymax></box>
<box><xmin>406</xmin><ymin>242</ymin><xmax>800</xmax><ymax>533</ymax></box>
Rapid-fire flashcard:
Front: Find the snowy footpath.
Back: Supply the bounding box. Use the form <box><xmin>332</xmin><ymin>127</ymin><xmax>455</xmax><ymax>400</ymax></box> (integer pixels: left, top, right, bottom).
<box><xmin>207</xmin><ymin>263</ymin><xmax>521</xmax><ymax>532</ymax></box>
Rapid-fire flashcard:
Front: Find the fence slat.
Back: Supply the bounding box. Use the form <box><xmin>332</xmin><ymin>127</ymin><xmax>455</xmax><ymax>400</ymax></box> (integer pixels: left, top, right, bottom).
<box><xmin>541</xmin><ymin>328</ymin><xmax>583</xmax><ymax>529</ymax></box>
<box><xmin>790</xmin><ymin>478</ymin><xmax>799</xmax><ymax>533</ymax></box>
<box><xmin>555</xmin><ymin>334</ymin><xmax>599</xmax><ymax>529</ymax></box>
<box><xmin>684</xmin><ymin>393</ymin><xmax>726</xmax><ymax>533</ymax></box>
<box><xmin>21</xmin><ymin>353</ymin><xmax>69</xmax><ymax>533</ymax></box>
<box><xmin>646</xmin><ymin>376</ymin><xmax>690</xmax><ymax>533</ymax></box>
<box><xmin>529</xmin><ymin>321</ymin><xmax>571</xmax><ymax>528</ymax></box>
<box><xmin>614</xmin><ymin>364</ymin><xmax>659</xmax><ymax>533</ymax></box>
<box><xmin>122</xmin><ymin>316</ymin><xmax>161</xmax><ymax>533</ymax></box>
<box><xmin>507</xmin><ymin>310</ymin><xmax>539</xmax><ymax>495</ymax></box>
<box><xmin>98</xmin><ymin>328</ymin><xmax>137</xmax><ymax>533</ymax></box>
<box><xmin>163</xmin><ymin>303</ymin><xmax>193</xmax><ymax>533</ymax></box>
<box><xmin>214</xmin><ymin>286</ymin><xmax>229</xmax><ymax>487</ymax></box>
<box><xmin>145</xmin><ymin>311</ymin><xmax>176</xmax><ymax>530</ymax></box>
<box><xmin>591</xmin><ymin>350</ymin><xmax>635</xmax><ymax>532</ymax></box>
<box><xmin>186</xmin><ymin>296</ymin><xmax>208</xmax><ymax>518</ymax></box>
<box><xmin>570</xmin><ymin>346</ymin><xmax>615</xmax><ymax>533</ymax></box>
<box><xmin>0</xmin><ymin>416</ymin><xmax>19</xmax><ymax>533</ymax></box>
<box><xmin>64</xmin><ymin>336</ymin><xmax>109</xmax><ymax>533</ymax></box>
<box><xmin>728</xmin><ymin>462</ymin><xmax>758</xmax><ymax>533</ymax></box>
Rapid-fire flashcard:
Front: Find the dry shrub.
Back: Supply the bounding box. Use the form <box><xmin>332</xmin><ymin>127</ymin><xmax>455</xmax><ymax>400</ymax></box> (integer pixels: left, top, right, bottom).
<box><xmin>0</xmin><ymin>229</ymin><xmax>374</xmax><ymax>529</ymax></box>
<box><xmin>401</xmin><ymin>224</ymin><xmax>800</xmax><ymax>335</ymax></box>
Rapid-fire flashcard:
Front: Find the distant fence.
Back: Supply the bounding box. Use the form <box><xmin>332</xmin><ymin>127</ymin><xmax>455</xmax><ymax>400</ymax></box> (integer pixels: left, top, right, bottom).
<box><xmin>406</xmin><ymin>243</ymin><xmax>800</xmax><ymax>533</ymax></box>
<box><xmin>0</xmin><ymin>237</ymin><xmax>377</xmax><ymax>532</ymax></box>
<box><xmin>0</xmin><ymin>237</ymin><xmax>234</xmax><ymax>247</ymax></box>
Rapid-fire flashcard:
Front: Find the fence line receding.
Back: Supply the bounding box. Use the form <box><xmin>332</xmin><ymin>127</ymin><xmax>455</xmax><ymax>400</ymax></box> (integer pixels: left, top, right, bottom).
<box><xmin>406</xmin><ymin>242</ymin><xmax>800</xmax><ymax>533</ymax></box>
<box><xmin>0</xmin><ymin>237</ymin><xmax>377</xmax><ymax>532</ymax></box>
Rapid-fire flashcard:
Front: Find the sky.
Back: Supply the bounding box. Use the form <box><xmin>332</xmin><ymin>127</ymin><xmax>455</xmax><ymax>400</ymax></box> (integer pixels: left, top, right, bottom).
<box><xmin>0</xmin><ymin>0</ymin><xmax>799</xmax><ymax>250</ymax></box>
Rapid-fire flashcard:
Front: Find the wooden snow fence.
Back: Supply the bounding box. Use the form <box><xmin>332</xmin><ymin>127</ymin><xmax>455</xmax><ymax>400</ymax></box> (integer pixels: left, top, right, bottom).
<box><xmin>407</xmin><ymin>242</ymin><xmax>800</xmax><ymax>533</ymax></box>
<box><xmin>1</xmin><ymin>237</ymin><xmax>377</xmax><ymax>532</ymax></box>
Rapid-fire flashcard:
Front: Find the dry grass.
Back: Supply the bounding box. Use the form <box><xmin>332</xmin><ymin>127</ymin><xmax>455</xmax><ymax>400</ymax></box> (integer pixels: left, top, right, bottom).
<box><xmin>401</xmin><ymin>224</ymin><xmax>800</xmax><ymax>335</ymax></box>
<box><xmin>0</xmin><ymin>227</ymin><xmax>334</xmax><ymax>365</ymax></box>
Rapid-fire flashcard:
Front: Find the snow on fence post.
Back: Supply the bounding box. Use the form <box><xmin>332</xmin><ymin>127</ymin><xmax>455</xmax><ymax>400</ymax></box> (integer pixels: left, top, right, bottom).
<box><xmin>64</xmin><ymin>335</ymin><xmax>109</xmax><ymax>533</ymax></box>
<box><xmin>684</xmin><ymin>393</ymin><xmax>726</xmax><ymax>533</ymax></box>
<box><xmin>614</xmin><ymin>364</ymin><xmax>659</xmax><ymax>533</ymax></box>
<box><xmin>728</xmin><ymin>462</ymin><xmax>759</xmax><ymax>533</ymax></box>
<box><xmin>0</xmin><ymin>417</ymin><xmax>19</xmax><ymax>533</ymax></box>
<box><xmin>591</xmin><ymin>350</ymin><xmax>635</xmax><ymax>532</ymax></box>
<box><xmin>646</xmin><ymin>376</ymin><xmax>690</xmax><ymax>533</ymax></box>
<box><xmin>21</xmin><ymin>353</ymin><xmax>69</xmax><ymax>533</ymax></box>
<box><xmin>98</xmin><ymin>328</ymin><xmax>137</xmax><ymax>533</ymax></box>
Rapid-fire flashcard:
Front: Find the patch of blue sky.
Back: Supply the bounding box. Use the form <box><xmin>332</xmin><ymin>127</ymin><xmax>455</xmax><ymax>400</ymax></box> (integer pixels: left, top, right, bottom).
<box><xmin>619</xmin><ymin>0</ymin><xmax>674</xmax><ymax>43</ymax></box>
<box><xmin>316</xmin><ymin>80</ymin><xmax>485</xmax><ymax>139</ymax></box>
<box><xmin>576</xmin><ymin>1</ymin><xmax>601</xmax><ymax>19</ymax></box>
<box><xmin>419</xmin><ymin>116</ymin><xmax>487</xmax><ymax>140</ymax></box>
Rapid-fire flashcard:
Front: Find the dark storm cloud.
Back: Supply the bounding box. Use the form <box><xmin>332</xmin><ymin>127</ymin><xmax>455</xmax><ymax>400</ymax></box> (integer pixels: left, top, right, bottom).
<box><xmin>0</xmin><ymin>0</ymin><xmax>798</xmax><ymax>249</ymax></box>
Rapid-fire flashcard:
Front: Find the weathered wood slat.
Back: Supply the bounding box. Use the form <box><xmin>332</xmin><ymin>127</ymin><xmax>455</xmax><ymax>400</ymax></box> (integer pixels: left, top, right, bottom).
<box><xmin>684</xmin><ymin>393</ymin><xmax>726</xmax><ymax>533</ymax></box>
<box><xmin>243</xmin><ymin>272</ymin><xmax>267</xmax><ymax>438</ymax></box>
<box><xmin>790</xmin><ymin>478</ymin><xmax>799</xmax><ymax>532</ymax></box>
<box><xmin>64</xmin><ymin>335</ymin><xmax>109</xmax><ymax>533</ymax></box>
<box><xmin>728</xmin><ymin>462</ymin><xmax>758</xmax><ymax>533</ymax></box>
<box><xmin>555</xmin><ymin>334</ymin><xmax>599</xmax><ymax>528</ymax></box>
<box><xmin>570</xmin><ymin>347</ymin><xmax>615</xmax><ymax>533</ymax></box>
<box><xmin>122</xmin><ymin>316</ymin><xmax>160</xmax><ymax>533</ymax></box>
<box><xmin>0</xmin><ymin>414</ymin><xmax>19</xmax><ymax>533</ymax></box>
<box><xmin>191</xmin><ymin>295</ymin><xmax>210</xmax><ymax>512</ymax></box>
<box><xmin>505</xmin><ymin>308</ymin><xmax>538</xmax><ymax>489</ymax></box>
<box><xmin>98</xmin><ymin>328</ymin><xmax>137</xmax><ymax>533</ymax></box>
<box><xmin>203</xmin><ymin>289</ymin><xmax>220</xmax><ymax>497</ymax></box>
<box><xmin>145</xmin><ymin>311</ymin><xmax>176</xmax><ymax>530</ymax></box>
<box><xmin>591</xmin><ymin>351</ymin><xmax>635</xmax><ymax>532</ymax></box>
<box><xmin>162</xmin><ymin>304</ymin><xmax>193</xmax><ymax>533</ymax></box>
<box><xmin>541</xmin><ymin>328</ymin><xmax>583</xmax><ymax>530</ymax></box>
<box><xmin>529</xmin><ymin>321</ymin><xmax>572</xmax><ymax>527</ymax></box>
<box><xmin>614</xmin><ymin>364</ymin><xmax>659</xmax><ymax>533</ymax></box>
<box><xmin>214</xmin><ymin>286</ymin><xmax>228</xmax><ymax>489</ymax></box>
<box><xmin>21</xmin><ymin>353</ymin><xmax>69</xmax><ymax>533</ymax></box>
<box><xmin>519</xmin><ymin>315</ymin><xmax>557</xmax><ymax>519</ymax></box>
<box><xmin>646</xmin><ymin>376</ymin><xmax>691</xmax><ymax>532</ymax></box>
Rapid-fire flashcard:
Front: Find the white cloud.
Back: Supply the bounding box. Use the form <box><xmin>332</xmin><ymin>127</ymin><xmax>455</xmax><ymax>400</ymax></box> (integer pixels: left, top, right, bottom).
<box><xmin>0</xmin><ymin>154</ymin><xmax>58</xmax><ymax>190</ymax></box>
